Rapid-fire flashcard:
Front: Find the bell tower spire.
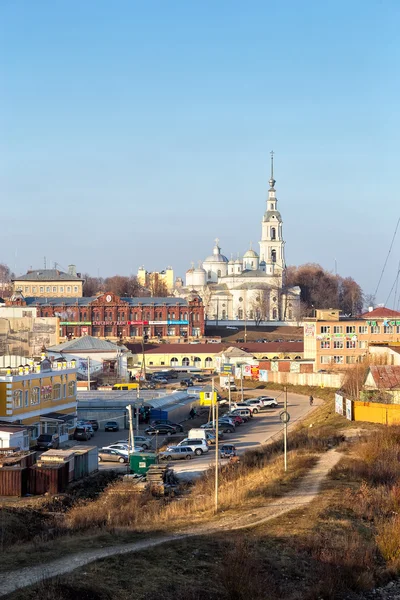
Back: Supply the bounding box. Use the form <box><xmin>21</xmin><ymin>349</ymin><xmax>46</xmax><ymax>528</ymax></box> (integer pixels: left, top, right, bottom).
<box><xmin>269</xmin><ymin>150</ymin><xmax>276</xmax><ymax>190</ymax></box>
<box><xmin>259</xmin><ymin>151</ymin><xmax>286</xmax><ymax>273</ymax></box>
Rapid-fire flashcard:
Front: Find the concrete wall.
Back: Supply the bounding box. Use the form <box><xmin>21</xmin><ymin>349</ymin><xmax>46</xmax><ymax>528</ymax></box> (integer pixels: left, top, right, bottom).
<box><xmin>265</xmin><ymin>370</ymin><xmax>344</xmax><ymax>388</ymax></box>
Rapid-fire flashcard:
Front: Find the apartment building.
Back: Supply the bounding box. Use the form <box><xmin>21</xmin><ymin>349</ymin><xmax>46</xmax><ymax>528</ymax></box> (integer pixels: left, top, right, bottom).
<box><xmin>13</xmin><ymin>265</ymin><xmax>84</xmax><ymax>298</ymax></box>
<box><xmin>0</xmin><ymin>357</ymin><xmax>78</xmax><ymax>443</ymax></box>
<box><xmin>304</xmin><ymin>307</ymin><xmax>400</xmax><ymax>370</ymax></box>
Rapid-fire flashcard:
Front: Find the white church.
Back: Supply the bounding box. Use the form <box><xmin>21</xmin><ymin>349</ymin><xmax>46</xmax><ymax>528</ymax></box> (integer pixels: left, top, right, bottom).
<box><xmin>177</xmin><ymin>154</ymin><xmax>301</xmax><ymax>324</ymax></box>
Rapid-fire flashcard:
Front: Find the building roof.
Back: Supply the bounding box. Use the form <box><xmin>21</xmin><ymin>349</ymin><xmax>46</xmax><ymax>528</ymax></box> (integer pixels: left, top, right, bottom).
<box><xmin>359</xmin><ymin>307</ymin><xmax>400</xmax><ymax>319</ymax></box>
<box><xmin>48</xmin><ymin>336</ymin><xmax>125</xmax><ymax>353</ymax></box>
<box><xmin>23</xmin><ymin>296</ymin><xmax>190</xmax><ymax>307</ymax></box>
<box><xmin>368</xmin><ymin>365</ymin><xmax>400</xmax><ymax>390</ymax></box>
<box><xmin>142</xmin><ymin>341</ymin><xmax>304</xmax><ymax>355</ymax></box>
<box><xmin>214</xmin><ymin>346</ymin><xmax>252</xmax><ymax>358</ymax></box>
<box><xmin>13</xmin><ymin>269</ymin><xmax>83</xmax><ymax>282</ymax></box>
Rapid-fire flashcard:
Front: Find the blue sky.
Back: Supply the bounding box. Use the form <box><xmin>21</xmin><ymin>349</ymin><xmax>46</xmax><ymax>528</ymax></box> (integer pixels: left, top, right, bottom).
<box><xmin>1</xmin><ymin>1</ymin><xmax>399</xmax><ymax>306</ymax></box>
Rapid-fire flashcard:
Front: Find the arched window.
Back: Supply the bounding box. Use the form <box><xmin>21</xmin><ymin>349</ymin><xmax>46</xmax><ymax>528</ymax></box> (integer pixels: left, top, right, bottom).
<box><xmin>68</xmin><ymin>381</ymin><xmax>76</xmax><ymax>397</ymax></box>
<box><xmin>238</xmin><ymin>309</ymin><xmax>243</xmax><ymax>319</ymax></box>
<box><xmin>271</xmin><ymin>249</ymin><xmax>276</xmax><ymax>263</ymax></box>
<box><xmin>183</xmin><ymin>312</ymin><xmax>188</xmax><ymax>321</ymax></box>
<box><xmin>221</xmin><ymin>310</ymin><xmax>226</xmax><ymax>319</ymax></box>
<box><xmin>182</xmin><ymin>357</ymin><xmax>190</xmax><ymax>366</ymax></box>
<box><xmin>205</xmin><ymin>357</ymin><xmax>213</xmax><ymax>367</ymax></box>
<box><xmin>193</xmin><ymin>357</ymin><xmax>201</xmax><ymax>366</ymax></box>
<box><xmin>31</xmin><ymin>387</ymin><xmax>40</xmax><ymax>405</ymax></box>
<box><xmin>217</xmin><ymin>269</ymin><xmax>221</xmax><ymax>277</ymax></box>
<box><xmin>295</xmin><ymin>356</ymin><xmax>301</xmax><ymax>360</ymax></box>
<box><xmin>273</xmin><ymin>356</ymin><xmax>279</xmax><ymax>360</ymax></box>
<box><xmin>272</xmin><ymin>308</ymin><xmax>277</xmax><ymax>319</ymax></box>
<box><xmin>208</xmin><ymin>271</ymin><xmax>212</xmax><ymax>279</ymax></box>
<box><xmin>288</xmin><ymin>310</ymin><xmax>293</xmax><ymax>319</ymax></box>
<box><xmin>271</xmin><ymin>227</ymin><xmax>276</xmax><ymax>240</ymax></box>
<box><xmin>284</xmin><ymin>356</ymin><xmax>290</xmax><ymax>360</ymax></box>
<box><xmin>170</xmin><ymin>357</ymin><xmax>179</xmax><ymax>367</ymax></box>
<box><xmin>53</xmin><ymin>384</ymin><xmax>61</xmax><ymax>400</ymax></box>
<box><xmin>13</xmin><ymin>390</ymin><xmax>22</xmax><ymax>409</ymax></box>
<box><xmin>249</xmin><ymin>310</ymin><xmax>254</xmax><ymax>319</ymax></box>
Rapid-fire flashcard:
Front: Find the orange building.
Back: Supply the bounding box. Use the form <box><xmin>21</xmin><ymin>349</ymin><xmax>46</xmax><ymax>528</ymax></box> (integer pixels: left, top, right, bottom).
<box><xmin>304</xmin><ymin>307</ymin><xmax>400</xmax><ymax>370</ymax></box>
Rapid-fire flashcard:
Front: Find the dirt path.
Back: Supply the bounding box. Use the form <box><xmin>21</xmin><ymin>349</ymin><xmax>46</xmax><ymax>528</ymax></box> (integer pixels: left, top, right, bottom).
<box><xmin>0</xmin><ymin>449</ymin><xmax>342</xmax><ymax>597</ymax></box>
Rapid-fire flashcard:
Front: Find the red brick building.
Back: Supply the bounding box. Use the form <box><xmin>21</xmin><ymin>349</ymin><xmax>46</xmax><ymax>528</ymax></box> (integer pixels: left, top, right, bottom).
<box><xmin>7</xmin><ymin>292</ymin><xmax>205</xmax><ymax>340</ymax></box>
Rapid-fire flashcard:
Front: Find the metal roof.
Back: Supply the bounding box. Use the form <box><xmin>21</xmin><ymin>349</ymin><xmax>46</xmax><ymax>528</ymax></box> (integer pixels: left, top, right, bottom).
<box><xmin>13</xmin><ymin>269</ymin><xmax>82</xmax><ymax>282</ymax></box>
<box><xmin>369</xmin><ymin>366</ymin><xmax>400</xmax><ymax>390</ymax></box>
<box><xmin>24</xmin><ymin>296</ymin><xmax>189</xmax><ymax>307</ymax></box>
<box><xmin>48</xmin><ymin>336</ymin><xmax>124</xmax><ymax>352</ymax></box>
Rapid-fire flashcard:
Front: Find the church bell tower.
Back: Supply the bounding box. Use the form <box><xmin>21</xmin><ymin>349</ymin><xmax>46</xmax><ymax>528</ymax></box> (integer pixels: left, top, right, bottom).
<box><xmin>259</xmin><ymin>151</ymin><xmax>285</xmax><ymax>273</ymax></box>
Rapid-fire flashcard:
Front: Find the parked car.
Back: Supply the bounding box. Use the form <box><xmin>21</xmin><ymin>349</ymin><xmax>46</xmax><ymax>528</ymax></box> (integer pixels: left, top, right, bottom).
<box><xmin>193</xmin><ymin>375</ymin><xmax>206</xmax><ymax>382</ymax></box>
<box><xmin>177</xmin><ymin>439</ymin><xmax>209</xmax><ymax>455</ymax></box>
<box><xmin>103</xmin><ymin>444</ymin><xmax>143</xmax><ymax>454</ymax></box>
<box><xmin>150</xmin><ymin>419</ymin><xmax>184</xmax><ymax>433</ymax></box>
<box><xmin>104</xmin><ymin>421</ymin><xmax>120</xmax><ymax>432</ymax></box>
<box><xmin>87</xmin><ymin>419</ymin><xmax>99</xmax><ymax>431</ymax></box>
<box><xmin>231</xmin><ymin>408</ymin><xmax>252</xmax><ymax>421</ymax></box>
<box><xmin>83</xmin><ymin>423</ymin><xmax>95</xmax><ymax>437</ymax></box>
<box><xmin>245</xmin><ymin>399</ymin><xmax>266</xmax><ymax>411</ymax></box>
<box><xmin>98</xmin><ymin>448</ymin><xmax>128</xmax><ymax>463</ymax></box>
<box><xmin>152</xmin><ymin>376</ymin><xmax>168</xmax><ymax>384</ymax></box>
<box><xmin>257</xmin><ymin>396</ymin><xmax>279</xmax><ymax>408</ymax></box>
<box><xmin>233</xmin><ymin>402</ymin><xmax>259</xmax><ymax>414</ymax></box>
<box><xmin>74</xmin><ymin>426</ymin><xmax>92</xmax><ymax>441</ymax></box>
<box><xmin>180</xmin><ymin>378</ymin><xmax>193</xmax><ymax>387</ymax></box>
<box><xmin>35</xmin><ymin>433</ymin><xmax>60</xmax><ymax>450</ymax></box>
<box><xmin>220</xmin><ymin>444</ymin><xmax>237</xmax><ymax>459</ymax></box>
<box><xmin>145</xmin><ymin>424</ymin><xmax>178</xmax><ymax>436</ymax></box>
<box><xmin>118</xmin><ymin>436</ymin><xmax>152</xmax><ymax>450</ymax></box>
<box><xmin>225</xmin><ymin>382</ymin><xmax>237</xmax><ymax>392</ymax></box>
<box><xmin>159</xmin><ymin>446</ymin><xmax>195</xmax><ymax>461</ymax></box>
<box><xmin>224</xmin><ymin>413</ymin><xmax>244</xmax><ymax>425</ymax></box>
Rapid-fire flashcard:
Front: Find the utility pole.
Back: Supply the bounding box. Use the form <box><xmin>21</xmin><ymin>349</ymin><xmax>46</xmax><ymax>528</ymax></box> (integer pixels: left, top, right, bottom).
<box><xmin>215</xmin><ymin>399</ymin><xmax>219</xmax><ymax>513</ymax></box>
<box><xmin>87</xmin><ymin>356</ymin><xmax>90</xmax><ymax>391</ymax></box>
<box><xmin>240</xmin><ymin>367</ymin><xmax>244</xmax><ymax>401</ymax></box>
<box><xmin>212</xmin><ymin>376</ymin><xmax>215</xmax><ymax>424</ymax></box>
<box><xmin>284</xmin><ymin>386</ymin><xmax>288</xmax><ymax>472</ymax></box>
<box><xmin>126</xmin><ymin>404</ymin><xmax>135</xmax><ymax>452</ymax></box>
<box><xmin>228</xmin><ymin>374</ymin><xmax>231</xmax><ymax>412</ymax></box>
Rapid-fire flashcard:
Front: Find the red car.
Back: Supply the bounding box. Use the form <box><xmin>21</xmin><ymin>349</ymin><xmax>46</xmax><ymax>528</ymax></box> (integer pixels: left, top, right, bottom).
<box><xmin>225</xmin><ymin>413</ymin><xmax>243</xmax><ymax>425</ymax></box>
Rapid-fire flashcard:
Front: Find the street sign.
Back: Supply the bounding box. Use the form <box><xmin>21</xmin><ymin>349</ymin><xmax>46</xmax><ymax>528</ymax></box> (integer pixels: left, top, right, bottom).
<box><xmin>279</xmin><ymin>410</ymin><xmax>290</xmax><ymax>424</ymax></box>
<box><xmin>221</xmin><ymin>363</ymin><xmax>233</xmax><ymax>374</ymax></box>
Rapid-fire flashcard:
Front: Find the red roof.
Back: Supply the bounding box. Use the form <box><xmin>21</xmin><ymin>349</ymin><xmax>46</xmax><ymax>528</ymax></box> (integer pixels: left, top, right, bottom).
<box><xmin>142</xmin><ymin>342</ymin><xmax>303</xmax><ymax>355</ymax></box>
<box><xmin>369</xmin><ymin>365</ymin><xmax>400</xmax><ymax>389</ymax></box>
<box><xmin>360</xmin><ymin>307</ymin><xmax>400</xmax><ymax>319</ymax></box>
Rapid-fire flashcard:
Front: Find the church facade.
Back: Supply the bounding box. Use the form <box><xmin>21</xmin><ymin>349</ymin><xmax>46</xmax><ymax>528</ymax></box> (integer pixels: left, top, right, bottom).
<box><xmin>178</xmin><ymin>156</ymin><xmax>301</xmax><ymax>323</ymax></box>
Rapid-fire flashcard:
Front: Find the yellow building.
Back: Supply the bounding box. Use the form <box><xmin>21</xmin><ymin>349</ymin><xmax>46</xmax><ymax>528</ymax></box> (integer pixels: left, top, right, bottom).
<box><xmin>12</xmin><ymin>266</ymin><xmax>84</xmax><ymax>298</ymax></box>
<box><xmin>136</xmin><ymin>342</ymin><xmax>303</xmax><ymax>372</ymax></box>
<box><xmin>137</xmin><ymin>266</ymin><xmax>174</xmax><ymax>293</ymax></box>
<box><xmin>0</xmin><ymin>357</ymin><xmax>78</xmax><ymax>444</ymax></box>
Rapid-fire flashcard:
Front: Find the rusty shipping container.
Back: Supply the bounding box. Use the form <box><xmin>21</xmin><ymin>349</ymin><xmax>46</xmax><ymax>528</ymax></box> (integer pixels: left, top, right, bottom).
<box><xmin>0</xmin><ymin>467</ymin><xmax>28</xmax><ymax>496</ymax></box>
<box><xmin>37</xmin><ymin>450</ymin><xmax>75</xmax><ymax>483</ymax></box>
<box><xmin>28</xmin><ymin>463</ymin><xmax>69</xmax><ymax>495</ymax></box>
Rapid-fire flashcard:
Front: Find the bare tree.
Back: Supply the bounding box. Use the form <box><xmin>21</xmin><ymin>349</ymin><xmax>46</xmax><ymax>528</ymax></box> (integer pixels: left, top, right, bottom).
<box><xmin>250</xmin><ymin>290</ymin><xmax>270</xmax><ymax>326</ymax></box>
<box><xmin>148</xmin><ymin>273</ymin><xmax>169</xmax><ymax>297</ymax></box>
<box><xmin>0</xmin><ymin>263</ymin><xmax>13</xmax><ymax>298</ymax></box>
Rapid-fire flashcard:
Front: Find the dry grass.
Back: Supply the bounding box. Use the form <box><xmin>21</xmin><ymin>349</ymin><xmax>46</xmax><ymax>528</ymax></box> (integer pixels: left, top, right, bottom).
<box><xmin>66</xmin><ymin>449</ymin><xmax>318</xmax><ymax>532</ymax></box>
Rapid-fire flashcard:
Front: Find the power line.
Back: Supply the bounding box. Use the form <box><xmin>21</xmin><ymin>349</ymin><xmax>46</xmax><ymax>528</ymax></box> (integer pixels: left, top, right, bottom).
<box><xmin>374</xmin><ymin>216</ymin><xmax>400</xmax><ymax>299</ymax></box>
<box><xmin>386</xmin><ymin>260</ymin><xmax>400</xmax><ymax>308</ymax></box>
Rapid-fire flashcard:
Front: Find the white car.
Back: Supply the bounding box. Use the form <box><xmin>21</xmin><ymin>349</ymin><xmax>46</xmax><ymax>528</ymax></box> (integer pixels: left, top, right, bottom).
<box><xmin>176</xmin><ymin>439</ymin><xmax>209</xmax><ymax>455</ymax></box>
<box><xmin>257</xmin><ymin>396</ymin><xmax>279</xmax><ymax>408</ymax></box>
<box><xmin>103</xmin><ymin>444</ymin><xmax>143</xmax><ymax>454</ymax></box>
<box><xmin>233</xmin><ymin>402</ymin><xmax>259</xmax><ymax>414</ymax></box>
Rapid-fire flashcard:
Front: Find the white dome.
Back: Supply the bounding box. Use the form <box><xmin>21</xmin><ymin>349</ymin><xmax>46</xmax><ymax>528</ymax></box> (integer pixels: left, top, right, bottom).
<box><xmin>243</xmin><ymin>249</ymin><xmax>259</xmax><ymax>258</ymax></box>
<box><xmin>204</xmin><ymin>254</ymin><xmax>228</xmax><ymax>263</ymax></box>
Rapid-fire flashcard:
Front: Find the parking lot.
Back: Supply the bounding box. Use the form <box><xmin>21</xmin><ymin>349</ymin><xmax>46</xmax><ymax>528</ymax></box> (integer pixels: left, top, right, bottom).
<box><xmin>71</xmin><ymin>388</ymin><xmax>319</xmax><ymax>479</ymax></box>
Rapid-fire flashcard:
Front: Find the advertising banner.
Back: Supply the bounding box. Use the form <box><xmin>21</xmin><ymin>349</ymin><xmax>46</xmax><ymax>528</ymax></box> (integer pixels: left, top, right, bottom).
<box><xmin>335</xmin><ymin>393</ymin><xmax>344</xmax><ymax>415</ymax></box>
<box><xmin>259</xmin><ymin>370</ymin><xmax>268</xmax><ymax>382</ymax></box>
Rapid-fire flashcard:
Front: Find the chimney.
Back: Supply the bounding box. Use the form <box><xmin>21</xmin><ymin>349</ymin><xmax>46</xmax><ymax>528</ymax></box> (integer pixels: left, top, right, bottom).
<box><xmin>68</xmin><ymin>264</ymin><xmax>77</xmax><ymax>277</ymax></box>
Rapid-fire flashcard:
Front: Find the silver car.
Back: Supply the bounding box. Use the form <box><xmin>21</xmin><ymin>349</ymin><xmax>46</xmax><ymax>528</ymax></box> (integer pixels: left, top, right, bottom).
<box><xmin>159</xmin><ymin>446</ymin><xmax>195</xmax><ymax>461</ymax></box>
<box><xmin>118</xmin><ymin>436</ymin><xmax>152</xmax><ymax>450</ymax></box>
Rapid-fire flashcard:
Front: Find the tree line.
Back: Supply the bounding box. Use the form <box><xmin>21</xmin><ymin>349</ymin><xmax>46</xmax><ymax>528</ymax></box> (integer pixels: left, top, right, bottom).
<box><xmin>0</xmin><ymin>260</ymin><xmax>365</xmax><ymax>314</ymax></box>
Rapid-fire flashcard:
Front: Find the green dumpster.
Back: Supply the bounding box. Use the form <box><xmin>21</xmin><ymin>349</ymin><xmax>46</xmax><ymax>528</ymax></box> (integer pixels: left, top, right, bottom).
<box><xmin>129</xmin><ymin>452</ymin><xmax>157</xmax><ymax>475</ymax></box>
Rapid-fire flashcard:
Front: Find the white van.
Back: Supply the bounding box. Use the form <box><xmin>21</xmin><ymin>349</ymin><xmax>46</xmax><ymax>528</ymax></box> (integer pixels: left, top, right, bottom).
<box><xmin>188</xmin><ymin>428</ymin><xmax>214</xmax><ymax>445</ymax></box>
